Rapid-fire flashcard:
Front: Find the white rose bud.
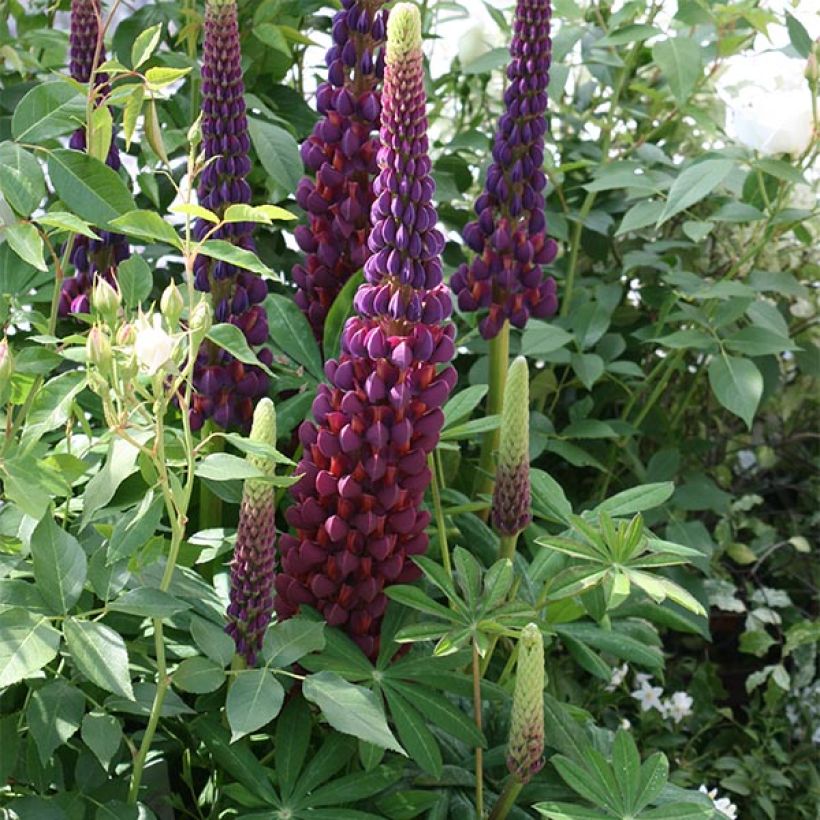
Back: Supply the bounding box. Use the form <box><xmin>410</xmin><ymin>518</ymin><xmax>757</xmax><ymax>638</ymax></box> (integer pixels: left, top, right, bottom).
<box><xmin>134</xmin><ymin>313</ymin><xmax>176</xmax><ymax>376</ymax></box>
<box><xmin>160</xmin><ymin>281</ymin><xmax>184</xmax><ymax>327</ymax></box>
<box><xmin>190</xmin><ymin>299</ymin><xmax>212</xmax><ymax>336</ymax></box>
<box><xmin>92</xmin><ymin>276</ymin><xmax>121</xmax><ymax>319</ymax></box>
<box><xmin>86</xmin><ymin>325</ymin><xmax>112</xmax><ymax>374</ymax></box>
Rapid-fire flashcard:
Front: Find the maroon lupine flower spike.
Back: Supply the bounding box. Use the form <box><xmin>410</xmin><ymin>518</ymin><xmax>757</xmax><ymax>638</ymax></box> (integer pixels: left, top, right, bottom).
<box><xmin>275</xmin><ymin>3</ymin><xmax>457</xmax><ymax>660</ymax></box>
<box><xmin>450</xmin><ymin>0</ymin><xmax>558</xmax><ymax>340</ymax></box>
<box><xmin>226</xmin><ymin>399</ymin><xmax>278</xmax><ymax>666</ymax></box>
<box><xmin>189</xmin><ymin>0</ymin><xmax>272</xmax><ymax>432</ymax></box>
<box><xmin>59</xmin><ymin>0</ymin><xmax>130</xmax><ymax>318</ymax></box>
<box><xmin>292</xmin><ymin>0</ymin><xmax>388</xmax><ymax>341</ymax></box>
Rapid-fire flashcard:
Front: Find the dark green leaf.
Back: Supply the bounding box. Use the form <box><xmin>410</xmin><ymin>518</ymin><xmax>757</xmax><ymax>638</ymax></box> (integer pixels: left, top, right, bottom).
<box><xmin>47</xmin><ymin>149</ymin><xmax>136</xmax><ymax>226</ymax></box>
<box><xmin>323</xmin><ymin>271</ymin><xmax>362</xmax><ymax>361</ymax></box>
<box><xmin>707</xmin><ymin>355</ymin><xmax>763</xmax><ymax>429</ymax></box>
<box><xmin>384</xmin><ymin>687</ymin><xmax>442</xmax><ymax>776</ymax></box>
<box><xmin>30</xmin><ymin>515</ymin><xmax>87</xmax><ymax>614</ymax></box>
<box><xmin>0</xmin><ymin>609</ymin><xmax>62</xmax><ymax>687</ymax></box>
<box><xmin>11</xmin><ymin>81</ymin><xmax>86</xmax><ymax>143</ymax></box>
<box><xmin>26</xmin><ymin>680</ymin><xmax>84</xmax><ymax>765</ymax></box>
<box><xmin>0</xmin><ymin>143</ymin><xmax>45</xmax><ymax>215</ymax></box>
<box><xmin>264</xmin><ymin>293</ymin><xmax>324</xmax><ymax>379</ymax></box>
<box><xmin>247</xmin><ymin>117</ymin><xmax>302</xmax><ymax>193</ymax></box>
<box><xmin>207</xmin><ymin>323</ymin><xmax>274</xmax><ymax>376</ymax></box>
<box><xmin>63</xmin><ymin>618</ymin><xmax>134</xmax><ymax>699</ymax></box>
<box><xmin>226</xmin><ymin>669</ymin><xmax>285</xmax><ymax>741</ymax></box>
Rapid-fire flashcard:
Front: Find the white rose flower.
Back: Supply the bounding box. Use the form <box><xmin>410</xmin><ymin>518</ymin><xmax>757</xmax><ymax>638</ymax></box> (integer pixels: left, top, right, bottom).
<box><xmin>716</xmin><ymin>51</ymin><xmax>816</xmax><ymax>155</ymax></box>
<box><xmin>458</xmin><ymin>23</ymin><xmax>501</xmax><ymax>67</ymax></box>
<box><xmin>134</xmin><ymin>313</ymin><xmax>176</xmax><ymax>376</ymax></box>
<box><xmin>699</xmin><ymin>785</ymin><xmax>739</xmax><ymax>819</ymax></box>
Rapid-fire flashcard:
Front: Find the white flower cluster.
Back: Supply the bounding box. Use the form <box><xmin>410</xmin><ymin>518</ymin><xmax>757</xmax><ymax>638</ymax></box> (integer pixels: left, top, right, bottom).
<box><xmin>609</xmin><ymin>668</ymin><xmax>696</xmax><ymax>724</ymax></box>
<box><xmin>699</xmin><ymin>784</ymin><xmax>739</xmax><ymax>819</ymax></box>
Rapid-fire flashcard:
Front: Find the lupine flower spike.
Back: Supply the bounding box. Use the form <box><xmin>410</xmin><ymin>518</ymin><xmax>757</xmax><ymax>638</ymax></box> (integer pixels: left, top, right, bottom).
<box><xmin>276</xmin><ymin>2</ymin><xmax>457</xmax><ymax>660</ymax></box>
<box><xmin>293</xmin><ymin>0</ymin><xmax>388</xmax><ymax>340</ymax></box>
<box><xmin>59</xmin><ymin>0</ymin><xmax>130</xmax><ymax>317</ymax></box>
<box><xmin>507</xmin><ymin>622</ymin><xmax>545</xmax><ymax>783</ymax></box>
<box><xmin>492</xmin><ymin>356</ymin><xmax>532</xmax><ymax>539</ymax></box>
<box><xmin>226</xmin><ymin>398</ymin><xmax>278</xmax><ymax>666</ymax></box>
<box><xmin>451</xmin><ymin>0</ymin><xmax>558</xmax><ymax>339</ymax></box>
<box><xmin>190</xmin><ymin>0</ymin><xmax>272</xmax><ymax>432</ymax></box>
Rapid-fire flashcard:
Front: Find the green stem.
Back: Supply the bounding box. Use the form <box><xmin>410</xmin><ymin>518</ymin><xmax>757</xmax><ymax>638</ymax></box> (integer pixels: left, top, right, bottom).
<box><xmin>127</xmin><ymin>620</ymin><xmax>169</xmax><ymax>804</ymax></box>
<box><xmin>198</xmin><ymin>422</ymin><xmax>223</xmax><ymax>533</ymax></box>
<box><xmin>428</xmin><ymin>452</ymin><xmax>452</xmax><ymax>582</ymax></box>
<box><xmin>472</xmin><ymin>640</ymin><xmax>484</xmax><ymax>818</ymax></box>
<box><xmin>474</xmin><ymin>321</ymin><xmax>510</xmax><ymax>512</ymax></box>
<box><xmin>488</xmin><ymin>778</ymin><xmax>524</xmax><ymax>820</ymax></box>
<box><xmin>499</xmin><ymin>532</ymin><xmax>518</xmax><ymax>562</ymax></box>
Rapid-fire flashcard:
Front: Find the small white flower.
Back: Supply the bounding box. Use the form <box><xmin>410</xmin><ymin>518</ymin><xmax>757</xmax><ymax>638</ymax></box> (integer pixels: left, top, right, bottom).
<box><xmin>620</xmin><ymin>718</ymin><xmax>631</xmax><ymax>731</ymax></box>
<box><xmin>606</xmin><ymin>663</ymin><xmax>629</xmax><ymax>692</ymax></box>
<box><xmin>634</xmin><ymin>672</ymin><xmax>654</xmax><ymax>688</ymax></box>
<box><xmin>666</xmin><ymin>691</ymin><xmax>694</xmax><ymax>723</ymax></box>
<box><xmin>631</xmin><ymin>682</ymin><xmax>665</xmax><ymax>713</ymax></box>
<box><xmin>134</xmin><ymin>313</ymin><xmax>176</xmax><ymax>376</ymax></box>
<box><xmin>700</xmin><ymin>785</ymin><xmax>739</xmax><ymax>819</ymax></box>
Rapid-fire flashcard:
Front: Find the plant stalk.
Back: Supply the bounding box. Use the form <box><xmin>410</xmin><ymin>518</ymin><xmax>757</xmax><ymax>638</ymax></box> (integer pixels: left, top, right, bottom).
<box><xmin>472</xmin><ymin>639</ymin><xmax>484</xmax><ymax>817</ymax></box>
<box><xmin>474</xmin><ymin>320</ymin><xmax>510</xmax><ymax>514</ymax></box>
<box><xmin>428</xmin><ymin>452</ymin><xmax>452</xmax><ymax>582</ymax></box>
<box><xmin>488</xmin><ymin>778</ymin><xmax>524</xmax><ymax>820</ymax></box>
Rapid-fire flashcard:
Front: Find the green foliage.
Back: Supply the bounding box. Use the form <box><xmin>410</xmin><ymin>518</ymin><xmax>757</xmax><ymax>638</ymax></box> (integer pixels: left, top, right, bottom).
<box><xmin>0</xmin><ymin>0</ymin><xmax>816</xmax><ymax>817</ymax></box>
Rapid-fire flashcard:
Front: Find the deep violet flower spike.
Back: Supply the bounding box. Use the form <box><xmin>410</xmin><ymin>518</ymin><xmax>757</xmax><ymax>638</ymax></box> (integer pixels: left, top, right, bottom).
<box><xmin>275</xmin><ymin>3</ymin><xmax>457</xmax><ymax>661</ymax></box>
<box><xmin>450</xmin><ymin>0</ymin><xmax>558</xmax><ymax>340</ymax></box>
<box><xmin>58</xmin><ymin>0</ymin><xmax>130</xmax><ymax>319</ymax></box>
<box><xmin>292</xmin><ymin>0</ymin><xmax>387</xmax><ymax>341</ymax></box>
<box><xmin>492</xmin><ymin>356</ymin><xmax>532</xmax><ymax>536</ymax></box>
<box><xmin>226</xmin><ymin>398</ymin><xmax>278</xmax><ymax>666</ymax></box>
<box><xmin>507</xmin><ymin>622</ymin><xmax>545</xmax><ymax>783</ymax></box>
<box><xmin>189</xmin><ymin>0</ymin><xmax>272</xmax><ymax>433</ymax></box>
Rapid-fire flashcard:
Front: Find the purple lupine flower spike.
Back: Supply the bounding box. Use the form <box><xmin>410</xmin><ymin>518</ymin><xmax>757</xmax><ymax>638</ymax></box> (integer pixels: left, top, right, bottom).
<box><xmin>226</xmin><ymin>398</ymin><xmax>278</xmax><ymax>666</ymax></box>
<box><xmin>292</xmin><ymin>0</ymin><xmax>388</xmax><ymax>341</ymax></box>
<box><xmin>59</xmin><ymin>0</ymin><xmax>130</xmax><ymax>318</ymax></box>
<box><xmin>189</xmin><ymin>0</ymin><xmax>273</xmax><ymax>432</ymax></box>
<box><xmin>275</xmin><ymin>3</ymin><xmax>457</xmax><ymax>660</ymax></box>
<box><xmin>450</xmin><ymin>0</ymin><xmax>558</xmax><ymax>340</ymax></box>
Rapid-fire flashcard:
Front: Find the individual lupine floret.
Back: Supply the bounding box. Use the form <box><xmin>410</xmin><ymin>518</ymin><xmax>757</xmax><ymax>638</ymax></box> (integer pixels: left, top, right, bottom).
<box><xmin>59</xmin><ymin>0</ymin><xmax>130</xmax><ymax>317</ymax></box>
<box><xmin>507</xmin><ymin>622</ymin><xmax>545</xmax><ymax>783</ymax></box>
<box><xmin>275</xmin><ymin>3</ymin><xmax>457</xmax><ymax>660</ymax></box>
<box><xmin>292</xmin><ymin>0</ymin><xmax>388</xmax><ymax>340</ymax></box>
<box><xmin>189</xmin><ymin>0</ymin><xmax>273</xmax><ymax>432</ymax></box>
<box><xmin>450</xmin><ymin>0</ymin><xmax>558</xmax><ymax>340</ymax></box>
<box><xmin>226</xmin><ymin>398</ymin><xmax>278</xmax><ymax>666</ymax></box>
<box><xmin>492</xmin><ymin>356</ymin><xmax>532</xmax><ymax>536</ymax></box>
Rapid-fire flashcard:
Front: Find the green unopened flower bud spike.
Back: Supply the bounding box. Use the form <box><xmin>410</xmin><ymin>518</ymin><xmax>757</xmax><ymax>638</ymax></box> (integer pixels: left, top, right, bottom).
<box><xmin>489</xmin><ymin>623</ymin><xmax>546</xmax><ymax>820</ymax></box>
<box><xmin>492</xmin><ymin>356</ymin><xmax>531</xmax><ymax>558</ymax></box>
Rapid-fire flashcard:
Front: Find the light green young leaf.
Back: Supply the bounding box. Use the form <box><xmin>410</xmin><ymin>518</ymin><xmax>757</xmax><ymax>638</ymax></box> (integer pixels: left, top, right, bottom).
<box><xmin>3</xmin><ymin>222</ymin><xmax>47</xmax><ymax>271</ymax></box>
<box><xmin>131</xmin><ymin>23</ymin><xmax>163</xmax><ymax>69</ymax></box>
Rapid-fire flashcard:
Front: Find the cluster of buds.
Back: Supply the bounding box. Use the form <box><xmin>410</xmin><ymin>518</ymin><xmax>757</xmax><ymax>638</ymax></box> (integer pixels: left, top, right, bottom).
<box><xmin>507</xmin><ymin>622</ymin><xmax>545</xmax><ymax>783</ymax></box>
<box><xmin>492</xmin><ymin>356</ymin><xmax>532</xmax><ymax>537</ymax></box>
<box><xmin>276</xmin><ymin>4</ymin><xmax>457</xmax><ymax>659</ymax></box>
<box><xmin>226</xmin><ymin>398</ymin><xmax>278</xmax><ymax>665</ymax></box>
<box><xmin>59</xmin><ymin>0</ymin><xmax>130</xmax><ymax>318</ymax></box>
<box><xmin>292</xmin><ymin>0</ymin><xmax>388</xmax><ymax>340</ymax></box>
<box><xmin>190</xmin><ymin>0</ymin><xmax>272</xmax><ymax>432</ymax></box>
<box><xmin>450</xmin><ymin>0</ymin><xmax>558</xmax><ymax>340</ymax></box>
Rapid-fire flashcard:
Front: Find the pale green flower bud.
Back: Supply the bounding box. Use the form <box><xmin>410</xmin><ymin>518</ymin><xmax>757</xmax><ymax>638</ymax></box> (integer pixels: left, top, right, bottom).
<box><xmin>507</xmin><ymin>622</ymin><xmax>545</xmax><ymax>784</ymax></box>
<box><xmin>190</xmin><ymin>299</ymin><xmax>212</xmax><ymax>337</ymax></box>
<box><xmin>492</xmin><ymin>356</ymin><xmax>531</xmax><ymax>536</ymax></box>
<box><xmin>160</xmin><ymin>281</ymin><xmax>184</xmax><ymax>328</ymax></box>
<box><xmin>86</xmin><ymin>325</ymin><xmax>112</xmax><ymax>374</ymax></box>
<box><xmin>92</xmin><ymin>276</ymin><xmax>121</xmax><ymax>319</ymax></box>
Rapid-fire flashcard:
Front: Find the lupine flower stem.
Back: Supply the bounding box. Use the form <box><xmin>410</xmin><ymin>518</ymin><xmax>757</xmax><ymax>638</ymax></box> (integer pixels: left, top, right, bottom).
<box><xmin>472</xmin><ymin>639</ymin><xmax>485</xmax><ymax>817</ymax></box>
<box><xmin>499</xmin><ymin>533</ymin><xmax>518</xmax><ymax>562</ymax></box>
<box><xmin>428</xmin><ymin>452</ymin><xmax>452</xmax><ymax>582</ymax></box>
<box><xmin>474</xmin><ymin>319</ymin><xmax>510</xmax><ymax>510</ymax></box>
<box><xmin>488</xmin><ymin>780</ymin><xmax>524</xmax><ymax>820</ymax></box>
<box><xmin>198</xmin><ymin>423</ymin><xmax>223</xmax><ymax>540</ymax></box>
